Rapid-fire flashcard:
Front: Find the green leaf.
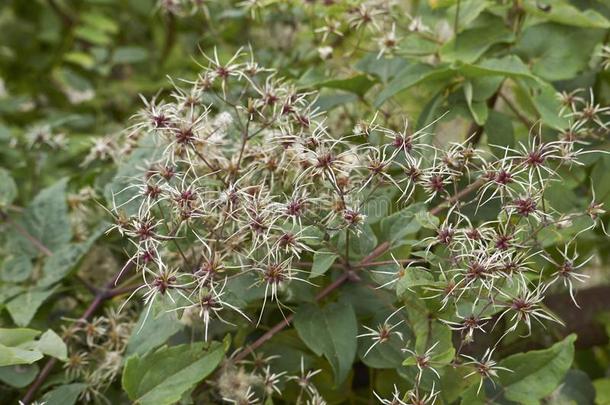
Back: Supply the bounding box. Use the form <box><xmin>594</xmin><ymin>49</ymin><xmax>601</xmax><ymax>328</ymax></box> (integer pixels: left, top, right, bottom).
<box><xmin>35</xmin><ymin>329</ymin><xmax>67</xmax><ymax>361</ymax></box>
<box><xmin>522</xmin><ymin>0</ymin><xmax>610</xmax><ymax>28</ymax></box>
<box><xmin>0</xmin><ymin>284</ymin><xmax>25</xmax><ymax>307</ymax></box>
<box><xmin>298</xmin><ymin>69</ymin><xmax>375</xmax><ymax>97</ymax></box>
<box><xmin>0</xmin><ymin>167</ymin><xmax>17</xmax><ymax>207</ymax></box>
<box><xmin>594</xmin><ymin>378</ymin><xmax>610</xmax><ymax>405</ymax></box>
<box><xmin>549</xmin><ymin>369</ymin><xmax>595</xmax><ymax>405</ymax></box>
<box><xmin>375</xmin><ymin>63</ymin><xmax>453</xmax><ymax>106</ymax></box>
<box><xmin>41</xmin><ymin>383</ymin><xmax>87</xmax><ymax>405</ymax></box>
<box><xmin>402</xmin><ymin>292</ymin><xmax>453</xmax><ymax>356</ymax></box>
<box><xmin>0</xmin><ymin>329</ymin><xmax>44</xmax><ymax>367</ymax></box>
<box><xmin>398</xmin><ymin>36</ymin><xmax>439</xmax><ymax>56</ymax></box>
<box><xmin>294</xmin><ymin>301</ymin><xmax>358</xmax><ymax>384</ymax></box>
<box><xmin>38</xmin><ymin>244</ymin><xmax>89</xmax><ymax>288</ymax></box>
<box><xmin>361</xmin><ymin>187</ymin><xmax>396</xmax><ymax>224</ymax></box>
<box><xmin>358</xmin><ymin>333</ymin><xmax>404</xmax><ymax>369</ymax></box>
<box><xmin>592</xmin><ymin>155</ymin><xmax>610</xmax><ymax>207</ymax></box>
<box><xmin>529</xmin><ymin>83</ymin><xmax>569</xmax><ymax>130</ymax></box>
<box><xmin>498</xmin><ymin>334</ymin><xmax>576</xmax><ymax>404</ymax></box>
<box><xmin>379</xmin><ymin>203</ymin><xmax>424</xmax><ymax>245</ymax></box>
<box><xmin>104</xmin><ymin>138</ymin><xmax>160</xmax><ymax>216</ymax></box>
<box><xmin>440</xmin><ymin>25</ymin><xmax>515</xmax><ymax>64</ymax></box>
<box><xmin>0</xmin><ymin>328</ymin><xmax>41</xmax><ymax>346</ymax></box>
<box><xmin>485</xmin><ymin>110</ymin><xmax>514</xmax><ymax>149</ymax></box>
<box><xmin>122</xmin><ymin>342</ymin><xmax>225</xmax><ymax>405</ymax></box>
<box><xmin>511</xmin><ymin>79</ymin><xmax>568</xmax><ymax>130</ymax></box>
<box><xmin>337</xmin><ymin>223</ymin><xmax>378</xmax><ymax>260</ymax></box>
<box><xmin>81</xmin><ymin>12</ymin><xmax>119</xmax><ymax>33</ymax></box>
<box><xmin>459</xmin><ymin>55</ymin><xmax>538</xmax><ymax>81</ymax></box>
<box><xmin>464</xmin><ymin>82</ymin><xmax>488</xmax><ymax>125</ymax></box>
<box><xmin>396</xmin><ymin>267</ymin><xmax>435</xmax><ymax>297</ymax></box>
<box><xmin>460</xmin><ymin>382</ymin><xmax>490</xmax><ymax>404</ymax></box>
<box><xmin>376</xmin><ymin>55</ymin><xmax>537</xmax><ymax>106</ymax></box>
<box><xmin>440</xmin><ymin>365</ymin><xmax>479</xmax><ymax>404</ymax></box>
<box><xmin>470</xmin><ymin>76</ymin><xmax>504</xmax><ymax>102</ymax></box>
<box><xmin>416</xmin><ymin>91</ymin><xmax>445</xmax><ymax>130</ymax></box>
<box><xmin>18</xmin><ymin>178</ymin><xmax>71</xmax><ymax>256</ymax></box>
<box><xmin>1</xmin><ymin>255</ymin><xmax>33</xmax><ymax>283</ymax></box>
<box><xmin>317</xmin><ymin>75</ymin><xmax>376</xmax><ymax>97</ymax></box>
<box><xmin>355</xmin><ymin>54</ymin><xmax>408</xmax><ymax>83</ymax></box>
<box><xmin>447</xmin><ymin>0</ymin><xmax>491</xmax><ymax>30</ymax></box>
<box><xmin>415</xmin><ymin>211</ymin><xmax>440</xmax><ymax>230</ymax></box>
<box><xmin>6</xmin><ymin>287</ymin><xmax>57</xmax><ymax>327</ymax></box>
<box><xmin>0</xmin><ymin>364</ymin><xmax>39</xmax><ymax>388</ymax></box>
<box><xmin>310</xmin><ymin>250</ymin><xmax>339</xmax><ymax>279</ymax></box>
<box><xmin>0</xmin><ymin>345</ymin><xmax>43</xmax><ymax>367</ymax></box>
<box><xmin>64</xmin><ymin>52</ymin><xmax>96</xmax><ymax>70</ymax></box>
<box><xmin>403</xmin><ymin>345</ymin><xmax>455</xmax><ymax>367</ymax></box>
<box><xmin>314</xmin><ymin>93</ymin><xmax>358</xmax><ymax>111</ymax></box>
<box><xmin>112</xmin><ymin>46</ymin><xmax>149</xmax><ymax>65</ymax></box>
<box><xmin>469</xmin><ymin>101</ymin><xmax>488</xmax><ymax>125</ymax></box>
<box><xmin>38</xmin><ymin>224</ymin><xmax>106</xmax><ymax>287</ymax></box>
<box><xmin>125</xmin><ymin>309</ymin><xmax>184</xmax><ymax>357</ymax></box>
<box><xmin>74</xmin><ymin>26</ymin><xmax>112</xmax><ymax>46</ymax></box>
<box><xmin>357</xmin><ymin>312</ymin><xmax>408</xmax><ymax>369</ymax></box>
<box><xmin>515</xmin><ymin>23</ymin><xmax>605</xmax><ymax>81</ymax></box>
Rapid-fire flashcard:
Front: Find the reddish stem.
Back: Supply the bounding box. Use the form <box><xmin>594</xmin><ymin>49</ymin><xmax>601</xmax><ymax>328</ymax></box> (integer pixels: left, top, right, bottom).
<box><xmin>429</xmin><ymin>178</ymin><xmax>485</xmax><ymax>216</ymax></box>
<box><xmin>234</xmin><ymin>242</ymin><xmax>390</xmax><ymax>362</ymax></box>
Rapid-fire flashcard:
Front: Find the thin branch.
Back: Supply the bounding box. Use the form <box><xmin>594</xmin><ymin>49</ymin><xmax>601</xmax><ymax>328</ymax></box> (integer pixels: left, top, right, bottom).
<box><xmin>429</xmin><ymin>177</ymin><xmax>486</xmax><ymax>216</ymax></box>
<box><xmin>233</xmin><ymin>241</ymin><xmax>391</xmax><ymax>362</ymax></box>
<box><xmin>47</xmin><ymin>0</ymin><xmax>75</xmax><ymax>27</ymax></box>
<box><xmin>353</xmin><ymin>259</ymin><xmax>416</xmax><ymax>268</ymax></box>
<box><xmin>498</xmin><ymin>91</ymin><xmax>535</xmax><ymax>129</ymax></box>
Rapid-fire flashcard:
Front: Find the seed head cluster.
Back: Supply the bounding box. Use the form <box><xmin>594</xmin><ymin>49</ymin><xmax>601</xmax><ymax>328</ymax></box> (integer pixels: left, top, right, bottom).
<box><xmin>107</xmin><ymin>49</ymin><xmax>607</xmax><ymax>403</ymax></box>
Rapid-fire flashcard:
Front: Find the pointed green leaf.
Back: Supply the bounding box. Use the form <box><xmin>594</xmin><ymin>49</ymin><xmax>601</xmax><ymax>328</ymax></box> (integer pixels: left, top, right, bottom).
<box><xmin>122</xmin><ymin>342</ymin><xmax>225</xmax><ymax>405</ymax></box>
<box><xmin>498</xmin><ymin>334</ymin><xmax>576</xmax><ymax>404</ymax></box>
<box><xmin>379</xmin><ymin>203</ymin><xmax>424</xmax><ymax>245</ymax></box>
<box><xmin>0</xmin><ymin>167</ymin><xmax>17</xmax><ymax>207</ymax></box>
<box><xmin>41</xmin><ymin>383</ymin><xmax>87</xmax><ymax>405</ymax></box>
<box><xmin>0</xmin><ymin>345</ymin><xmax>43</xmax><ymax>367</ymax></box>
<box><xmin>0</xmin><ymin>364</ymin><xmax>39</xmax><ymax>388</ymax></box>
<box><xmin>38</xmin><ymin>223</ymin><xmax>107</xmax><ymax>287</ymax></box>
<box><xmin>35</xmin><ymin>330</ymin><xmax>67</xmax><ymax>361</ymax></box>
<box><xmin>125</xmin><ymin>309</ymin><xmax>184</xmax><ymax>357</ymax></box>
<box><xmin>396</xmin><ymin>267</ymin><xmax>435</xmax><ymax>297</ymax></box>
<box><xmin>485</xmin><ymin>110</ymin><xmax>515</xmax><ymax>150</ymax></box>
<box><xmin>14</xmin><ymin>179</ymin><xmax>71</xmax><ymax>257</ymax></box>
<box><xmin>375</xmin><ymin>63</ymin><xmax>453</xmax><ymax>106</ymax></box>
<box><xmin>522</xmin><ymin>0</ymin><xmax>610</xmax><ymax>28</ymax></box>
<box><xmin>6</xmin><ymin>288</ymin><xmax>57</xmax><ymax>327</ymax></box>
<box><xmin>310</xmin><ymin>251</ymin><xmax>339</xmax><ymax>279</ymax></box>
<box><xmin>294</xmin><ymin>301</ymin><xmax>358</xmax><ymax>384</ymax></box>
<box><xmin>0</xmin><ymin>328</ymin><xmax>41</xmax><ymax>346</ymax></box>
<box><xmin>441</xmin><ymin>25</ymin><xmax>515</xmax><ymax>64</ymax></box>
<box><xmin>459</xmin><ymin>55</ymin><xmax>538</xmax><ymax>81</ymax></box>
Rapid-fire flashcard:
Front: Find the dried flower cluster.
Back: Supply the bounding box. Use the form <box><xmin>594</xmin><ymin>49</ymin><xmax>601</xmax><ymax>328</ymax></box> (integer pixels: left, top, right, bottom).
<box><xmin>217</xmin><ymin>356</ymin><xmax>326</xmax><ymax>404</ymax></box>
<box><xmin>60</xmin><ymin>309</ymin><xmax>134</xmax><ymax>403</ymax></box>
<box><xmin>105</xmin><ymin>48</ymin><xmax>609</xmax><ymax>403</ymax></box>
<box><xmin>158</xmin><ymin>0</ymin><xmax>452</xmax><ymax>60</ymax></box>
